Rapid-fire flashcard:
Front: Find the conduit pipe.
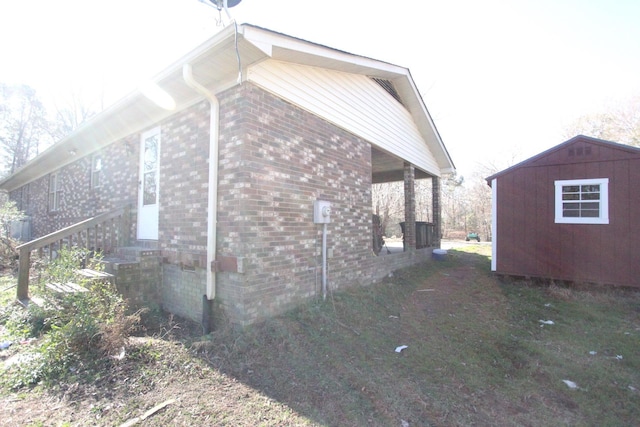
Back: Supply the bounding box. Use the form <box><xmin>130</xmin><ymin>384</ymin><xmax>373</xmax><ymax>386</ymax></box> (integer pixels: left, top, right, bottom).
<box><xmin>322</xmin><ymin>223</ymin><xmax>327</xmax><ymax>300</ymax></box>
<box><xmin>183</xmin><ymin>63</ymin><xmax>219</xmax><ymax>300</ymax></box>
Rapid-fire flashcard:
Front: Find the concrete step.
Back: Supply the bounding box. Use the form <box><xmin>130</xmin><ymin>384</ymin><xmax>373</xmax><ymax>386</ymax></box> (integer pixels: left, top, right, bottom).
<box><xmin>111</xmin><ymin>246</ymin><xmax>162</xmax><ymax>263</ymax></box>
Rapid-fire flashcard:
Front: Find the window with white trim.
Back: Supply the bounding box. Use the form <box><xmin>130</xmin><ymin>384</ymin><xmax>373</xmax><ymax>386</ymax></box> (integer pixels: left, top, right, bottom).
<box><xmin>48</xmin><ymin>172</ymin><xmax>62</xmax><ymax>212</ymax></box>
<box><xmin>91</xmin><ymin>154</ymin><xmax>103</xmax><ymax>189</ymax></box>
<box><xmin>554</xmin><ymin>178</ymin><xmax>609</xmax><ymax>224</ymax></box>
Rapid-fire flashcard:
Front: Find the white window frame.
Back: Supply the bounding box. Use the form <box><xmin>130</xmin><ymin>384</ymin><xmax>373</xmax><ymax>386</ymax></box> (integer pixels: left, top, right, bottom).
<box><xmin>48</xmin><ymin>172</ymin><xmax>62</xmax><ymax>212</ymax></box>
<box><xmin>554</xmin><ymin>178</ymin><xmax>609</xmax><ymax>224</ymax></box>
<box><xmin>91</xmin><ymin>154</ymin><xmax>103</xmax><ymax>189</ymax></box>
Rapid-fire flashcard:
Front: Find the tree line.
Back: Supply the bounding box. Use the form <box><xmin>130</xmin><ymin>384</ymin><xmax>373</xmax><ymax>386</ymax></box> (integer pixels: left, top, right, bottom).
<box><xmin>2</xmin><ymin>82</ymin><xmax>638</xmax><ymax>243</ymax></box>
<box><xmin>374</xmin><ymin>95</ymin><xmax>640</xmax><ymax>242</ymax></box>
<box><xmin>0</xmin><ymin>83</ymin><xmax>97</xmax><ymax>177</ymax></box>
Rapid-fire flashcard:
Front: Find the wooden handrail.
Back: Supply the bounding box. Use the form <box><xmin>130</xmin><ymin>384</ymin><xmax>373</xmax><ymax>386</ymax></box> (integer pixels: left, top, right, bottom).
<box><xmin>16</xmin><ymin>205</ymin><xmax>131</xmax><ymax>302</ymax></box>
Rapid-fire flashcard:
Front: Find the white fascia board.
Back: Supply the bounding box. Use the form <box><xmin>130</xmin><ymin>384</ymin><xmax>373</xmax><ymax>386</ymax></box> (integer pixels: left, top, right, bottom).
<box><xmin>238</xmin><ymin>25</ymin><xmax>274</xmax><ymax>56</ymax></box>
<box><xmin>398</xmin><ymin>74</ymin><xmax>455</xmax><ymax>173</ymax></box>
<box><xmin>241</xmin><ymin>25</ymin><xmax>405</xmax><ymax>77</ymax></box>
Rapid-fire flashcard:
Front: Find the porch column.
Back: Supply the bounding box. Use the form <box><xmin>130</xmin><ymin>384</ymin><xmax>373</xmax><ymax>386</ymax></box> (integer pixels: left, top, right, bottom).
<box><xmin>432</xmin><ymin>176</ymin><xmax>441</xmax><ymax>247</ymax></box>
<box><xmin>403</xmin><ymin>162</ymin><xmax>416</xmax><ymax>251</ymax></box>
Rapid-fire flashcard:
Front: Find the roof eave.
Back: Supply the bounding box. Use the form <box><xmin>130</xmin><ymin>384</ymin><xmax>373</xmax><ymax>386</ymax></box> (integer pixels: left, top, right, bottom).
<box><xmin>485</xmin><ymin>134</ymin><xmax>640</xmax><ymax>185</ymax></box>
<box><xmin>1</xmin><ymin>24</ymin><xmax>456</xmax><ymax>190</ymax></box>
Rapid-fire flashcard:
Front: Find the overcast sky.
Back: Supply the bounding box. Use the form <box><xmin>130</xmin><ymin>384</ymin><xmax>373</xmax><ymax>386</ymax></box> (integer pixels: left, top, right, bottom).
<box><xmin>1</xmin><ymin>0</ymin><xmax>639</xmax><ymax>178</ymax></box>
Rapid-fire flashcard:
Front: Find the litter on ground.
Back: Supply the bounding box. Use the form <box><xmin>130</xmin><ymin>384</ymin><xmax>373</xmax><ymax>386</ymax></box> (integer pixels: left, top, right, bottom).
<box><xmin>395</xmin><ymin>345</ymin><xmax>408</xmax><ymax>353</ymax></box>
<box><xmin>562</xmin><ymin>380</ymin><xmax>578</xmax><ymax>389</ymax></box>
<box><xmin>539</xmin><ymin>320</ymin><xmax>554</xmax><ymax>325</ymax></box>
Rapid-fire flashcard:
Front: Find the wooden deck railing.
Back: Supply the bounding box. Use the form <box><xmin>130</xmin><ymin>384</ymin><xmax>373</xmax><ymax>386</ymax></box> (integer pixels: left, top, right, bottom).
<box><xmin>16</xmin><ymin>205</ymin><xmax>131</xmax><ymax>302</ymax></box>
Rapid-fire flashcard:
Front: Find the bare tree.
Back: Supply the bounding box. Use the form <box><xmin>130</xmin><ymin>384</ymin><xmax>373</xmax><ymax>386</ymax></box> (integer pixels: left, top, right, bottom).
<box><xmin>564</xmin><ymin>95</ymin><xmax>640</xmax><ymax>147</ymax></box>
<box><xmin>415</xmin><ymin>179</ymin><xmax>433</xmax><ymax>223</ymax></box>
<box><xmin>372</xmin><ymin>181</ymin><xmax>404</xmax><ymax>237</ymax></box>
<box><xmin>0</xmin><ymin>84</ymin><xmax>51</xmax><ymax>175</ymax></box>
<box><xmin>464</xmin><ymin>171</ymin><xmax>492</xmax><ymax>240</ymax></box>
<box><xmin>440</xmin><ymin>172</ymin><xmax>465</xmax><ymax>237</ymax></box>
<box><xmin>50</xmin><ymin>88</ymin><xmax>98</xmax><ymax>141</ymax></box>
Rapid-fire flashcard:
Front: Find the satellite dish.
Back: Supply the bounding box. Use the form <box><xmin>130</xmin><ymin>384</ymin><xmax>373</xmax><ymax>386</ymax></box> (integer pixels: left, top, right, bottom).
<box><xmin>209</xmin><ymin>0</ymin><xmax>242</xmax><ymax>8</ymax></box>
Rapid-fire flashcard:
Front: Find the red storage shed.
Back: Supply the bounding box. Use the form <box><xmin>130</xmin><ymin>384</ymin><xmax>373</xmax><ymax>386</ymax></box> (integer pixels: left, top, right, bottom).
<box><xmin>486</xmin><ymin>135</ymin><xmax>640</xmax><ymax>287</ymax></box>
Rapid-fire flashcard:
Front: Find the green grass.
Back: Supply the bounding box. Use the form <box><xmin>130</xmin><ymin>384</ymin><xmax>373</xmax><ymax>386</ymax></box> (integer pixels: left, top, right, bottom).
<box><xmin>2</xmin><ymin>246</ymin><xmax>639</xmax><ymax>426</ymax></box>
<box><xmin>192</xmin><ymin>246</ymin><xmax>639</xmax><ymax>425</ymax></box>
<box><xmin>0</xmin><ymin>275</ymin><xmax>16</xmax><ymax>306</ymax></box>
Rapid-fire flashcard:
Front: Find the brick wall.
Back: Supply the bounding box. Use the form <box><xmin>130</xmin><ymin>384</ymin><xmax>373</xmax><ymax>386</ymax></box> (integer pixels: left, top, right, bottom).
<box><xmin>105</xmin><ymin>249</ymin><xmax>162</xmax><ymax>309</ymax></box>
<box><xmin>10</xmin><ymin>137</ymin><xmax>138</xmax><ymax>240</ymax></box>
<box><xmin>157</xmin><ymin>101</ymin><xmax>210</xmax><ymax>264</ymax></box>
<box><xmin>9</xmin><ymin>82</ymin><xmax>438</xmax><ymax>327</ymax></box>
<box><xmin>216</xmin><ymin>84</ymin><xmax>379</xmax><ymax>325</ymax></box>
<box><xmin>155</xmin><ymin>101</ymin><xmax>211</xmax><ymax>320</ymax></box>
<box><xmin>162</xmin><ymin>264</ymin><xmax>206</xmax><ymax>322</ymax></box>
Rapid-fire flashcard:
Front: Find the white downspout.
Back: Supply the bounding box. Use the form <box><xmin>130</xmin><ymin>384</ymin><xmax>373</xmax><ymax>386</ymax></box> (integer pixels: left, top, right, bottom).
<box><xmin>183</xmin><ymin>63</ymin><xmax>219</xmax><ymax>300</ymax></box>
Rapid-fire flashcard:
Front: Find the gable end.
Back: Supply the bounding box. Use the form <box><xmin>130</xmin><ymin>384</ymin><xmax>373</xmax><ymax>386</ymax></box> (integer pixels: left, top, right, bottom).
<box><xmin>370</xmin><ymin>77</ymin><xmax>405</xmax><ymax>107</ymax></box>
<box><xmin>567</xmin><ymin>143</ymin><xmax>593</xmax><ymax>158</ymax></box>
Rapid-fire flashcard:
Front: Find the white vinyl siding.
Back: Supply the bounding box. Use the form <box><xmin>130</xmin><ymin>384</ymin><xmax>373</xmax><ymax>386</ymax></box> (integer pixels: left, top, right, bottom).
<box><xmin>247</xmin><ymin>60</ymin><xmax>441</xmax><ymax>176</ymax></box>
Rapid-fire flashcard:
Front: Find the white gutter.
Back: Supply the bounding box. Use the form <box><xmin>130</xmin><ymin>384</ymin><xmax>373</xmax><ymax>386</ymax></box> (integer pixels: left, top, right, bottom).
<box><xmin>183</xmin><ymin>63</ymin><xmax>219</xmax><ymax>300</ymax></box>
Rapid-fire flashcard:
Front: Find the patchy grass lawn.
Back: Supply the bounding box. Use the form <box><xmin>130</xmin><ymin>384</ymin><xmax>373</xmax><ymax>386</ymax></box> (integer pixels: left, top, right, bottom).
<box><xmin>1</xmin><ymin>246</ymin><xmax>639</xmax><ymax>426</ymax></box>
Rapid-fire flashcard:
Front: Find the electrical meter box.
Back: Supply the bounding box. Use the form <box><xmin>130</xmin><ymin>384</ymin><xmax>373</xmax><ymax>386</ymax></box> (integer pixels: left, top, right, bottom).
<box><xmin>313</xmin><ymin>200</ymin><xmax>331</xmax><ymax>224</ymax></box>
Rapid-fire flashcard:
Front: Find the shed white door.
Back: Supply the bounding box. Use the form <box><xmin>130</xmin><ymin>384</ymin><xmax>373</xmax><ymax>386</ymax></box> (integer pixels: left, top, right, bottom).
<box><xmin>137</xmin><ymin>128</ymin><xmax>161</xmax><ymax>240</ymax></box>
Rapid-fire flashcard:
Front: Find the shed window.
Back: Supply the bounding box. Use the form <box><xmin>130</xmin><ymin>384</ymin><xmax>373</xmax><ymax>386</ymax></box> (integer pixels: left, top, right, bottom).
<box><xmin>48</xmin><ymin>172</ymin><xmax>62</xmax><ymax>212</ymax></box>
<box><xmin>554</xmin><ymin>178</ymin><xmax>608</xmax><ymax>224</ymax></box>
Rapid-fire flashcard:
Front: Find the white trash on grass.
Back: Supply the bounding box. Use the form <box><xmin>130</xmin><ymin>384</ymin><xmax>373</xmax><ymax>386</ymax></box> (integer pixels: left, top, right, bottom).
<box><xmin>562</xmin><ymin>380</ymin><xmax>578</xmax><ymax>389</ymax></box>
<box><xmin>395</xmin><ymin>345</ymin><xmax>408</xmax><ymax>353</ymax></box>
<box><xmin>539</xmin><ymin>320</ymin><xmax>554</xmax><ymax>325</ymax></box>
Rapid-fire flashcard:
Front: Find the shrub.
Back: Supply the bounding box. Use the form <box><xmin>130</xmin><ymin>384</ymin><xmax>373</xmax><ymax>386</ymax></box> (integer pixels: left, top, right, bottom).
<box><xmin>2</xmin><ymin>248</ymin><xmax>141</xmax><ymax>389</ymax></box>
<box><xmin>0</xmin><ymin>200</ymin><xmax>24</xmax><ymax>270</ymax></box>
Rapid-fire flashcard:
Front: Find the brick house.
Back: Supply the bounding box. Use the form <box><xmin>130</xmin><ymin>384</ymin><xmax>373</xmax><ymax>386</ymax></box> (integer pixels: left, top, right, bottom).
<box><xmin>487</xmin><ymin>135</ymin><xmax>640</xmax><ymax>287</ymax></box>
<box><xmin>1</xmin><ymin>24</ymin><xmax>455</xmax><ymax>327</ymax></box>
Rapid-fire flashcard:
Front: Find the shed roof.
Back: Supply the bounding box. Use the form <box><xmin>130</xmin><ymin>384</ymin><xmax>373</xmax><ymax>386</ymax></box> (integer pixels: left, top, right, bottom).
<box><xmin>486</xmin><ymin>135</ymin><xmax>640</xmax><ymax>186</ymax></box>
<box><xmin>0</xmin><ymin>24</ymin><xmax>454</xmax><ymax>191</ymax></box>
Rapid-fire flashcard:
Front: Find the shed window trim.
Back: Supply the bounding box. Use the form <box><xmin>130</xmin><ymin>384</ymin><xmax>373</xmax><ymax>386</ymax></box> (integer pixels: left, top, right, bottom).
<box><xmin>554</xmin><ymin>178</ymin><xmax>609</xmax><ymax>224</ymax></box>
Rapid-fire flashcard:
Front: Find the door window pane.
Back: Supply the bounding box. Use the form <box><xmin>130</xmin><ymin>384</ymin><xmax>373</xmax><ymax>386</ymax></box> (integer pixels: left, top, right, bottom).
<box><xmin>142</xmin><ymin>134</ymin><xmax>158</xmax><ymax>206</ymax></box>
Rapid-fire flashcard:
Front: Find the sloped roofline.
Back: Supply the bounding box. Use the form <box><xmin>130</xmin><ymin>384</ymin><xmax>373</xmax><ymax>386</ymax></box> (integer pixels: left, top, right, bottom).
<box><xmin>486</xmin><ymin>135</ymin><xmax>640</xmax><ymax>186</ymax></box>
<box><xmin>0</xmin><ymin>23</ymin><xmax>454</xmax><ymax>191</ymax></box>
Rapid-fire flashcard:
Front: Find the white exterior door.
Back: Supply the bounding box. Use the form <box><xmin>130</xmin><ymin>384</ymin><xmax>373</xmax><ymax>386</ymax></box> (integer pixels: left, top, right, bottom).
<box><xmin>137</xmin><ymin>128</ymin><xmax>160</xmax><ymax>240</ymax></box>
